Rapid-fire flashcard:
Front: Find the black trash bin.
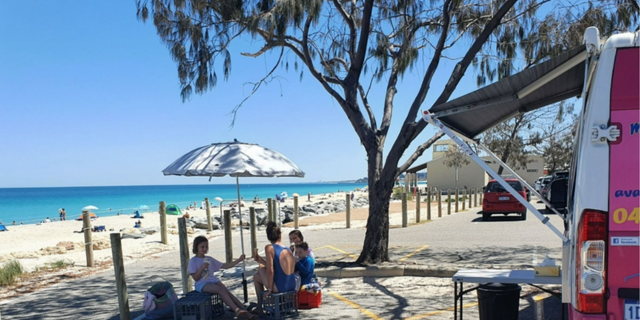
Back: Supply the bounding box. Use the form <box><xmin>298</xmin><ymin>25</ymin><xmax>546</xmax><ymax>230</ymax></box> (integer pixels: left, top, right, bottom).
<box><xmin>477</xmin><ymin>283</ymin><xmax>521</xmax><ymax>320</ymax></box>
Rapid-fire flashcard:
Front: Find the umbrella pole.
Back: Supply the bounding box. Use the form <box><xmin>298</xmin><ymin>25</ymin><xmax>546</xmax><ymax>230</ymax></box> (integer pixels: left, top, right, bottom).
<box><xmin>236</xmin><ymin>176</ymin><xmax>248</xmax><ymax>303</ymax></box>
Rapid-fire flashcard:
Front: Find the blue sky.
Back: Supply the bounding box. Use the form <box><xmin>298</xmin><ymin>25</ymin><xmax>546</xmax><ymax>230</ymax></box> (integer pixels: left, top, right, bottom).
<box><xmin>0</xmin><ymin>1</ymin><xmax>481</xmax><ymax>188</ymax></box>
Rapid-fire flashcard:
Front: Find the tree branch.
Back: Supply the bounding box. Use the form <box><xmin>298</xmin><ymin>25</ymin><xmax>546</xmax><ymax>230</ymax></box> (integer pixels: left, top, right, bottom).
<box><xmin>433</xmin><ymin>0</ymin><xmax>518</xmax><ymax>106</ymax></box>
<box><xmin>331</xmin><ymin>0</ymin><xmax>357</xmax><ymax>58</ymax></box>
<box><xmin>345</xmin><ymin>0</ymin><xmax>374</xmax><ymax>87</ymax></box>
<box><xmin>358</xmin><ymin>83</ymin><xmax>377</xmax><ymax>130</ymax></box>
<box><xmin>396</xmin><ymin>131</ymin><xmax>446</xmax><ymax>178</ymax></box>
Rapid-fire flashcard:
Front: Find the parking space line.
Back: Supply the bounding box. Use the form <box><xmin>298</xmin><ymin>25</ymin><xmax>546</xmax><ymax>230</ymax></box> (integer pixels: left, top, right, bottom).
<box><xmin>398</xmin><ymin>245</ymin><xmax>429</xmax><ymax>262</ymax></box>
<box><xmin>325</xmin><ymin>245</ymin><xmax>359</xmax><ymax>259</ymax></box>
<box><xmin>403</xmin><ymin>302</ymin><xmax>479</xmax><ymax>319</ymax></box>
<box><xmin>328</xmin><ymin>292</ymin><xmax>384</xmax><ymax>320</ymax></box>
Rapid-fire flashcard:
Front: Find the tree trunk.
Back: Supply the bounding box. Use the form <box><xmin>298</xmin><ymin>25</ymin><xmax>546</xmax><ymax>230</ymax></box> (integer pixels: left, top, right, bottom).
<box><xmin>356</xmin><ymin>148</ymin><xmax>393</xmax><ymax>264</ymax></box>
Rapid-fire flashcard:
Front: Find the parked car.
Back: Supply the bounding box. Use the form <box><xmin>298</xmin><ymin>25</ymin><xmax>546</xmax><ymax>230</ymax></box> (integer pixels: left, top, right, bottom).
<box><xmin>544</xmin><ymin>171</ymin><xmax>570</xmax><ymax>213</ymax></box>
<box><xmin>481</xmin><ymin>179</ymin><xmax>527</xmax><ymax>221</ymax></box>
<box><xmin>539</xmin><ymin>175</ymin><xmax>553</xmax><ymax>198</ymax></box>
<box><xmin>534</xmin><ymin>177</ymin><xmax>544</xmax><ymax>193</ymax></box>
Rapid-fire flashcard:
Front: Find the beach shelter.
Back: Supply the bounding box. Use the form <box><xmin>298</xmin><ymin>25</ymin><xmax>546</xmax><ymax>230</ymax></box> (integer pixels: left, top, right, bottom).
<box><xmin>165</xmin><ymin>204</ymin><xmax>182</xmax><ymax>215</ymax></box>
<box><xmin>162</xmin><ymin>139</ymin><xmax>305</xmax><ymax>302</ymax></box>
<box><xmin>0</xmin><ymin>222</ymin><xmax>7</xmax><ymax>232</ymax></box>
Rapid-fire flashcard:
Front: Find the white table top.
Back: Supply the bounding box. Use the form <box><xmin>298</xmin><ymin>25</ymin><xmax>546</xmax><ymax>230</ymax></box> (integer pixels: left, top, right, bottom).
<box><xmin>452</xmin><ymin>269</ymin><xmax>562</xmax><ymax>285</ymax></box>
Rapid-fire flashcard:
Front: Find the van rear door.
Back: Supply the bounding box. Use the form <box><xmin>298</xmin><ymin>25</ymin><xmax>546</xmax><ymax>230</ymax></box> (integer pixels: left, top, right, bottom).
<box><xmin>608</xmin><ymin>47</ymin><xmax>639</xmax><ymax>318</ymax></box>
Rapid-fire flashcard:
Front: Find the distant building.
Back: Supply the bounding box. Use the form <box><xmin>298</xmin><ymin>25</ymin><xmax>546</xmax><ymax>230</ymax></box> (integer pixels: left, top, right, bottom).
<box><xmin>417</xmin><ymin>139</ymin><xmax>544</xmax><ymax>190</ymax></box>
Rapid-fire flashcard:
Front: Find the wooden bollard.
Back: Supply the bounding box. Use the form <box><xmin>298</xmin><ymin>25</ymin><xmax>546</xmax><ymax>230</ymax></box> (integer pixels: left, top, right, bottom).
<box><xmin>159</xmin><ymin>201</ymin><xmax>167</xmax><ymax>245</ymax></box>
<box><xmin>455</xmin><ymin>189</ymin><xmax>459</xmax><ymax>213</ymax></box>
<box><xmin>427</xmin><ymin>188</ymin><xmax>431</xmax><ymax>220</ymax></box>
<box><xmin>177</xmin><ymin>218</ymin><xmax>191</xmax><ymax>294</ymax></box>
<box><xmin>82</xmin><ymin>211</ymin><xmax>94</xmax><ymax>267</ymax></box>
<box><xmin>402</xmin><ymin>193</ymin><xmax>408</xmax><ymax>227</ymax></box>
<box><xmin>462</xmin><ymin>188</ymin><xmax>466</xmax><ymax>210</ymax></box>
<box><xmin>293</xmin><ymin>195</ymin><xmax>299</xmax><ymax>229</ymax></box>
<box><xmin>468</xmin><ymin>187</ymin><xmax>472</xmax><ymax>208</ymax></box>
<box><xmin>272</xmin><ymin>199</ymin><xmax>278</xmax><ymax>225</ymax></box>
<box><xmin>267</xmin><ymin>198</ymin><xmax>273</xmax><ymax>222</ymax></box>
<box><xmin>205</xmin><ymin>198</ymin><xmax>212</xmax><ymax>231</ymax></box>
<box><xmin>437</xmin><ymin>190</ymin><xmax>442</xmax><ymax>218</ymax></box>
<box><xmin>224</xmin><ymin>210</ymin><xmax>233</xmax><ymax>263</ymax></box>
<box><xmin>447</xmin><ymin>190</ymin><xmax>451</xmax><ymax>215</ymax></box>
<box><xmin>110</xmin><ymin>233</ymin><xmax>130</xmax><ymax>320</ymax></box>
<box><xmin>249</xmin><ymin>207</ymin><xmax>257</xmax><ymax>257</ymax></box>
<box><xmin>346</xmin><ymin>193</ymin><xmax>351</xmax><ymax>229</ymax></box>
<box><xmin>474</xmin><ymin>188</ymin><xmax>478</xmax><ymax>207</ymax></box>
<box><xmin>416</xmin><ymin>192</ymin><xmax>421</xmax><ymax>223</ymax></box>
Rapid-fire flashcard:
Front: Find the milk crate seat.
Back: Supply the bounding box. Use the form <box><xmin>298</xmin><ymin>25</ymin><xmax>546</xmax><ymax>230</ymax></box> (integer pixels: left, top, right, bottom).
<box><xmin>173</xmin><ymin>294</ymin><xmax>212</xmax><ymax>320</ymax></box>
<box><xmin>185</xmin><ymin>291</ymin><xmax>225</xmax><ymax>317</ymax></box>
<box><xmin>259</xmin><ymin>290</ymin><xmax>298</xmax><ymax>319</ymax></box>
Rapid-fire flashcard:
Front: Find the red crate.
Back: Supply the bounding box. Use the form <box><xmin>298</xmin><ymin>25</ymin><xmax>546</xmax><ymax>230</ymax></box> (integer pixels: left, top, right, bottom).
<box><xmin>297</xmin><ymin>290</ymin><xmax>321</xmax><ymax>309</ymax></box>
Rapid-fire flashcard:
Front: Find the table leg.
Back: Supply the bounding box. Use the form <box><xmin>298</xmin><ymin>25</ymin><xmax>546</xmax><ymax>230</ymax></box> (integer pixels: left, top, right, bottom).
<box><xmin>454</xmin><ymin>282</ymin><xmax>458</xmax><ymax>320</ymax></box>
<box><xmin>460</xmin><ymin>281</ymin><xmax>463</xmax><ymax>319</ymax></box>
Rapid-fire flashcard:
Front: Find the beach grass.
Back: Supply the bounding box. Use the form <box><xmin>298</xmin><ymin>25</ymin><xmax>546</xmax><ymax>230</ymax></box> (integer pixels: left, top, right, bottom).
<box><xmin>0</xmin><ymin>260</ymin><xmax>24</xmax><ymax>286</ymax></box>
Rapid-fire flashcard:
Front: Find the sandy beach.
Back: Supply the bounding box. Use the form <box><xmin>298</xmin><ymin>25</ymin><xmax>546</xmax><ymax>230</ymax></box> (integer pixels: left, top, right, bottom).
<box><xmin>0</xmin><ymin>189</ymin><xmax>448</xmax><ymax>300</ymax></box>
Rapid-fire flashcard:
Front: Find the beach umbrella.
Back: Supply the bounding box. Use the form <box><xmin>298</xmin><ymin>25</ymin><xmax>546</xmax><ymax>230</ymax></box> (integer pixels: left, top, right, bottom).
<box><xmin>138</xmin><ymin>204</ymin><xmax>150</xmax><ymax>212</ymax></box>
<box><xmin>162</xmin><ymin>139</ymin><xmax>304</xmax><ymax>302</ymax></box>
<box><xmin>82</xmin><ymin>205</ymin><xmax>98</xmax><ymax>211</ymax></box>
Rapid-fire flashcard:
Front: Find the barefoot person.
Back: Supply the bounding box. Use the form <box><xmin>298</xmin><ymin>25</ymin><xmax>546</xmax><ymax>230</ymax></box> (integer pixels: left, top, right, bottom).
<box><xmin>189</xmin><ymin>236</ymin><xmax>254</xmax><ymax>319</ymax></box>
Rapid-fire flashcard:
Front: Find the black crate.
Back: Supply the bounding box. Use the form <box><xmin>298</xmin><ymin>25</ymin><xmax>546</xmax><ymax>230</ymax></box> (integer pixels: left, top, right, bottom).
<box><xmin>260</xmin><ymin>291</ymin><xmax>298</xmax><ymax>319</ymax></box>
<box><xmin>186</xmin><ymin>291</ymin><xmax>225</xmax><ymax>317</ymax></box>
<box><xmin>174</xmin><ymin>294</ymin><xmax>212</xmax><ymax>320</ymax></box>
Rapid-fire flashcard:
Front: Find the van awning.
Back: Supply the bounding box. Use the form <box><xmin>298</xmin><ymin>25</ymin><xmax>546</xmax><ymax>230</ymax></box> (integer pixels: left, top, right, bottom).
<box><xmin>429</xmin><ymin>45</ymin><xmax>586</xmax><ymax>139</ymax></box>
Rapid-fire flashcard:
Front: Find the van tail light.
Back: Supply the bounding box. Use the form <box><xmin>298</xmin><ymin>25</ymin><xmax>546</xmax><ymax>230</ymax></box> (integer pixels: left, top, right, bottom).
<box><xmin>575</xmin><ymin>210</ymin><xmax>607</xmax><ymax>313</ymax></box>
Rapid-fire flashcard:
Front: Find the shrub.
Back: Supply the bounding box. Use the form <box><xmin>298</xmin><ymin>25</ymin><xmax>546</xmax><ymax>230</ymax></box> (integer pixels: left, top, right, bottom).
<box><xmin>392</xmin><ymin>187</ymin><xmax>414</xmax><ymax>201</ymax></box>
<box><xmin>0</xmin><ymin>260</ymin><xmax>24</xmax><ymax>286</ymax></box>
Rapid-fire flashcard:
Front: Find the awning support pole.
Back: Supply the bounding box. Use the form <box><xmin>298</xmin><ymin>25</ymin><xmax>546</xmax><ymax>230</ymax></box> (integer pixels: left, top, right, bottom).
<box><xmin>422</xmin><ymin>111</ymin><xmax>569</xmax><ymax>243</ymax></box>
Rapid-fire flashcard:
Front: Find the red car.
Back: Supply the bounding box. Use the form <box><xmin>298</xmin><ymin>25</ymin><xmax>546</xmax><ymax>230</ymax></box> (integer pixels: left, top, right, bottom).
<box><xmin>482</xmin><ymin>179</ymin><xmax>527</xmax><ymax>221</ymax></box>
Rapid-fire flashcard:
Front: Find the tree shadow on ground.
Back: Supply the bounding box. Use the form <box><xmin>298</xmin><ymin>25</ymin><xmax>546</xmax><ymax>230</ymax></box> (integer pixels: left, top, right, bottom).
<box><xmin>389</xmin><ymin>245</ymin><xmax>562</xmax><ymax>267</ymax></box>
<box><xmin>362</xmin><ymin>277</ymin><xmax>408</xmax><ymax>319</ymax></box>
<box><xmin>1</xmin><ymin>265</ymin><xmax>184</xmax><ymax>320</ymax></box>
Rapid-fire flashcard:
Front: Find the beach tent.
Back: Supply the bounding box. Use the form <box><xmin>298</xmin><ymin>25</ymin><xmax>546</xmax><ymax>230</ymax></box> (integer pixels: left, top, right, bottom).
<box><xmin>75</xmin><ymin>213</ymin><xmax>98</xmax><ymax>221</ymax></box>
<box><xmin>0</xmin><ymin>222</ymin><xmax>7</xmax><ymax>232</ymax></box>
<box><xmin>166</xmin><ymin>204</ymin><xmax>181</xmax><ymax>215</ymax></box>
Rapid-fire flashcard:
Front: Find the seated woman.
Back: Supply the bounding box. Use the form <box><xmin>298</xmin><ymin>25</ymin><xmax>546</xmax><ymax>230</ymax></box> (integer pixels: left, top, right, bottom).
<box><xmin>253</xmin><ymin>222</ymin><xmax>296</xmax><ymax>307</ymax></box>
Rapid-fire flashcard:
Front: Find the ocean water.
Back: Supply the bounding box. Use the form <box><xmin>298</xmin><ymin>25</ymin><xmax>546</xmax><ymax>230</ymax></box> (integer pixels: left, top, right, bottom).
<box><xmin>0</xmin><ymin>183</ymin><xmax>366</xmax><ymax>225</ymax></box>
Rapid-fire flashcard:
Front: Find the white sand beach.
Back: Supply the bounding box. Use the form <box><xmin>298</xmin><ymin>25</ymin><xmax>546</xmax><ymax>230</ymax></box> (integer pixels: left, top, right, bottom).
<box><xmin>0</xmin><ymin>191</ymin><xmax>369</xmax><ymax>273</ymax></box>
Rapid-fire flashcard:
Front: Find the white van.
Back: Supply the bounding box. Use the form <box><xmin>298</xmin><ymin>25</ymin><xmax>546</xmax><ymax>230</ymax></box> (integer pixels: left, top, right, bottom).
<box><xmin>424</xmin><ymin>26</ymin><xmax>639</xmax><ymax>319</ymax></box>
<box><xmin>563</xmin><ymin>27</ymin><xmax>639</xmax><ymax>319</ymax></box>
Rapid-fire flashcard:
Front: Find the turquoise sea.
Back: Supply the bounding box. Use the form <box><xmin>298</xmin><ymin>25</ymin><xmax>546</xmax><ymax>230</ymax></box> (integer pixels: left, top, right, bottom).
<box><xmin>0</xmin><ymin>183</ymin><xmax>366</xmax><ymax>225</ymax></box>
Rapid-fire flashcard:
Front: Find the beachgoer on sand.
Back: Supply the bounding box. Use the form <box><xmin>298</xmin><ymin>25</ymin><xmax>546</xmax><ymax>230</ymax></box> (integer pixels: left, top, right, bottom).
<box><xmin>44</xmin><ymin>217</ymin><xmax>51</xmax><ymax>223</ymax></box>
<box><xmin>189</xmin><ymin>236</ymin><xmax>255</xmax><ymax>319</ymax></box>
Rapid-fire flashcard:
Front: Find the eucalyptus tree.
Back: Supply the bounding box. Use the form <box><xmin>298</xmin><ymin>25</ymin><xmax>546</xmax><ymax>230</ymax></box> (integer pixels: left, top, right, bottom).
<box><xmin>136</xmin><ymin>0</ymin><xmax>637</xmax><ymax>263</ymax></box>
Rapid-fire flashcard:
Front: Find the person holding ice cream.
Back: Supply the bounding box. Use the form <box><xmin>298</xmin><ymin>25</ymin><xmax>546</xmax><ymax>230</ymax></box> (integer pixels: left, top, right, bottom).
<box><xmin>189</xmin><ymin>236</ymin><xmax>255</xmax><ymax>319</ymax></box>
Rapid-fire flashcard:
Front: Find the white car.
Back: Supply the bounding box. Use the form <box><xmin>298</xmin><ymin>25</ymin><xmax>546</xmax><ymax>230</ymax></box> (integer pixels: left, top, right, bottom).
<box><xmin>534</xmin><ymin>177</ymin><xmax>544</xmax><ymax>193</ymax></box>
